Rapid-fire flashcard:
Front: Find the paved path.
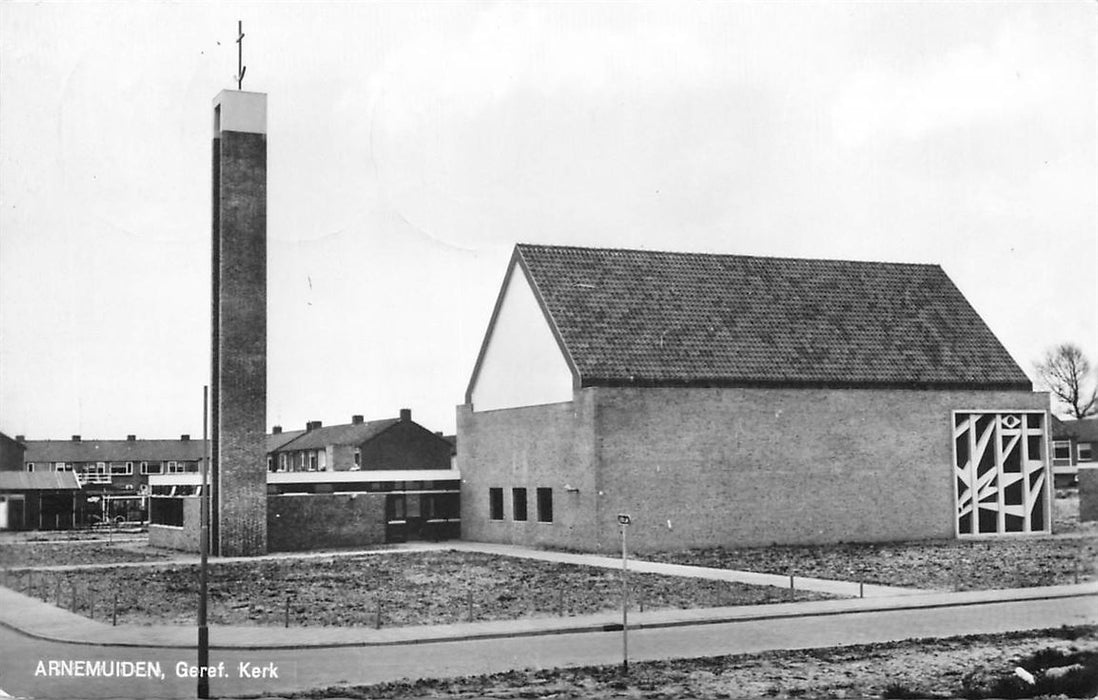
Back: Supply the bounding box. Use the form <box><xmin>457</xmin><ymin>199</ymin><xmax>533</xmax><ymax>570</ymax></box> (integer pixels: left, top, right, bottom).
<box><xmin>443</xmin><ymin>541</ymin><xmax>925</xmax><ymax>597</ymax></box>
<box><xmin>3</xmin><ymin>540</ymin><xmax>923</xmax><ymax>597</ymax></box>
<box><xmin>0</xmin><ymin>590</ymin><xmax>1094</xmax><ymax>699</ymax></box>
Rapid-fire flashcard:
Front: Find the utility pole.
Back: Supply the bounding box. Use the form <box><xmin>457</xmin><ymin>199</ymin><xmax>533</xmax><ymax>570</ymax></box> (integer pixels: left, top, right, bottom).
<box><xmin>618</xmin><ymin>513</ymin><xmax>631</xmax><ymax>675</ymax></box>
<box><xmin>198</xmin><ymin>385</ymin><xmax>210</xmax><ymax>699</ymax></box>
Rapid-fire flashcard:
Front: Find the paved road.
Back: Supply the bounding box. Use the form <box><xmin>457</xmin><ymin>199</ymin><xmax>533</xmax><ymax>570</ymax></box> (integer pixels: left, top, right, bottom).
<box><xmin>0</xmin><ymin>593</ymin><xmax>1094</xmax><ymax>699</ymax></box>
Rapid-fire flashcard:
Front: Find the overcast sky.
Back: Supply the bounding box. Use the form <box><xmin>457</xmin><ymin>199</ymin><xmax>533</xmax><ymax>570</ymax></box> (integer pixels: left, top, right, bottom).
<box><xmin>1</xmin><ymin>2</ymin><xmax>1095</xmax><ymax>439</ymax></box>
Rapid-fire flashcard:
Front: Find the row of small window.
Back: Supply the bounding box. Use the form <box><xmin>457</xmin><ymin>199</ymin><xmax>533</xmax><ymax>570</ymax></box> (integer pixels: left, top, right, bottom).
<box><xmin>1052</xmin><ymin>441</ymin><xmax>1094</xmax><ymax>462</ymax></box>
<box><xmin>489</xmin><ymin>487</ymin><xmax>553</xmax><ymax>523</ymax></box>
<box><xmin>25</xmin><ymin>461</ymin><xmax>199</xmax><ymax>475</ymax></box>
<box><xmin>270</xmin><ymin>449</ymin><xmax>360</xmax><ymax>472</ymax></box>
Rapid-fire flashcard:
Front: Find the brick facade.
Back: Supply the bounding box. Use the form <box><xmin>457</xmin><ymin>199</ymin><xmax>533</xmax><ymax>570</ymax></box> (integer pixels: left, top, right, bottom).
<box><xmin>460</xmin><ymin>386</ymin><xmax>1048</xmax><ymax>553</ymax></box>
<box><xmin>1079</xmin><ymin>466</ymin><xmax>1098</xmax><ymax>522</ymax></box>
<box><xmin>267</xmin><ymin>493</ymin><xmax>387</xmax><ymax>551</ymax></box>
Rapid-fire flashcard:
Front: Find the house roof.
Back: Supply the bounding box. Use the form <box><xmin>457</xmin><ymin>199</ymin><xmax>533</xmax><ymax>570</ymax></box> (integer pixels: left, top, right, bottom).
<box><xmin>491</xmin><ymin>243</ymin><xmax>1031</xmax><ymax>390</ymax></box>
<box><xmin>267</xmin><ymin>429</ymin><xmax>306</xmax><ymax>453</ymax></box>
<box><xmin>0</xmin><ymin>431</ymin><xmax>27</xmax><ymax>449</ymax></box>
<box><xmin>272</xmin><ymin>418</ymin><xmax>400</xmax><ymax>452</ymax></box>
<box><xmin>0</xmin><ymin>471</ymin><xmax>81</xmax><ymax>491</ymax></box>
<box><xmin>1058</xmin><ymin>417</ymin><xmax>1098</xmax><ymax>443</ymax></box>
<box><xmin>23</xmin><ymin>439</ymin><xmax>206</xmax><ymax>463</ymax></box>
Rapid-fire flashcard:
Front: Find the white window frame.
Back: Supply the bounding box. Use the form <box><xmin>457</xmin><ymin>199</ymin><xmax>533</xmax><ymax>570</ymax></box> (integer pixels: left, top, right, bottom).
<box><xmin>26</xmin><ymin>463</ymin><xmax>34</xmax><ymax>472</ymax></box>
<box><xmin>141</xmin><ymin>461</ymin><xmax>162</xmax><ymax>475</ymax></box>
<box><xmin>1079</xmin><ymin>443</ymin><xmax>1094</xmax><ymax>462</ymax></box>
<box><xmin>110</xmin><ymin>462</ymin><xmax>133</xmax><ymax>476</ymax></box>
<box><xmin>353</xmin><ymin>448</ymin><xmax>361</xmax><ymax>467</ymax></box>
<box><xmin>1052</xmin><ymin>441</ymin><xmax>1072</xmax><ymax>461</ymax></box>
<box><xmin>278</xmin><ymin>453</ymin><xmax>287</xmax><ymax>472</ymax></box>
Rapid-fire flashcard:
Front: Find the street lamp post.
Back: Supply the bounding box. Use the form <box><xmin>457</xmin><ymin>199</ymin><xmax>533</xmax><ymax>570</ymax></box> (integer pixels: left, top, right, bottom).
<box><xmin>618</xmin><ymin>513</ymin><xmax>631</xmax><ymax>675</ymax></box>
<box><xmin>198</xmin><ymin>386</ymin><xmax>210</xmax><ymax>699</ymax></box>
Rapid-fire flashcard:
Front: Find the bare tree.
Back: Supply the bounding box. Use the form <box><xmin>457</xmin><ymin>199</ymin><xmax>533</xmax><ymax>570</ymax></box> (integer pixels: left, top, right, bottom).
<box><xmin>1034</xmin><ymin>343</ymin><xmax>1098</xmax><ymax>419</ymax></box>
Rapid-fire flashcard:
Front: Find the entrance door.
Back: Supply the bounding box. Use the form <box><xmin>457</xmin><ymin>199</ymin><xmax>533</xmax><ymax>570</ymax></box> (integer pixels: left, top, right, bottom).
<box><xmin>953</xmin><ymin>411</ymin><xmax>1050</xmax><ymax>536</ymax></box>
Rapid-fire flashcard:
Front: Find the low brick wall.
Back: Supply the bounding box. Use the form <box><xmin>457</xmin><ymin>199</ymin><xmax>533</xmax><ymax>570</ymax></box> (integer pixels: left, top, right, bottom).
<box><xmin>268</xmin><ymin>493</ymin><xmax>387</xmax><ymax>552</ymax></box>
<box><xmin>1079</xmin><ymin>466</ymin><xmax>1098</xmax><ymax>522</ymax></box>
<box><xmin>148</xmin><ymin>498</ymin><xmax>201</xmax><ymax>551</ymax></box>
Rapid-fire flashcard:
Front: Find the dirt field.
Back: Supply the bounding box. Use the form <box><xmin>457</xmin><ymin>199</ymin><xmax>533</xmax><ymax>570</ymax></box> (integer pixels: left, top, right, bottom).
<box><xmin>0</xmin><ymin>550</ymin><xmax>832</xmax><ymax>627</ymax></box>
<box><xmin>0</xmin><ymin>539</ymin><xmax>170</xmax><ymax>568</ymax></box>
<box><xmin>239</xmin><ymin>626</ymin><xmax>1098</xmax><ymax>699</ymax></box>
<box><xmin>645</xmin><ymin>494</ymin><xmax>1097</xmax><ymax>591</ymax></box>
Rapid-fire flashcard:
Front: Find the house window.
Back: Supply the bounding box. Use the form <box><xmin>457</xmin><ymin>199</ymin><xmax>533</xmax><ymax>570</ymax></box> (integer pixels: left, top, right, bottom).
<box><xmin>26</xmin><ymin>463</ymin><xmax>34</xmax><ymax>472</ymax></box>
<box><xmin>55</xmin><ymin>462</ymin><xmax>72</xmax><ymax>472</ymax></box>
<box><xmin>110</xmin><ymin>462</ymin><xmax>133</xmax><ymax>476</ymax></box>
<box><xmin>318</xmin><ymin>451</ymin><xmax>327</xmax><ymax>471</ymax></box>
<box><xmin>308</xmin><ymin>453</ymin><xmax>318</xmax><ymax>471</ymax></box>
<box><xmin>536</xmin><ymin>487</ymin><xmax>553</xmax><ymax>523</ymax></box>
<box><xmin>267</xmin><ymin>456</ymin><xmax>273</xmax><ymax>471</ymax></box>
<box><xmin>353</xmin><ymin>448</ymin><xmax>361</xmax><ymax>467</ymax></box>
<box><xmin>512</xmin><ymin>488</ymin><xmax>528</xmax><ymax>521</ymax></box>
<box><xmin>1080</xmin><ymin>444</ymin><xmax>1094</xmax><ymax>462</ymax></box>
<box><xmin>279</xmin><ymin>454</ymin><xmax>287</xmax><ymax>471</ymax></box>
<box><xmin>299</xmin><ymin>453</ymin><xmax>306</xmax><ymax>470</ymax></box>
<box><xmin>1053</xmin><ymin>441</ymin><xmax>1072</xmax><ymax>461</ymax></box>
<box><xmin>489</xmin><ymin>488</ymin><xmax>503</xmax><ymax>520</ymax></box>
<box><xmin>141</xmin><ymin>462</ymin><xmax>162</xmax><ymax>475</ymax></box>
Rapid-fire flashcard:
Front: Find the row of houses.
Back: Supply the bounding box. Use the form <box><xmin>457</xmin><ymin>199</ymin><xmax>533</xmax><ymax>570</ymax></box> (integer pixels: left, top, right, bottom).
<box><xmin>0</xmin><ymin>409</ymin><xmax>454</xmax><ymax>530</ymax></box>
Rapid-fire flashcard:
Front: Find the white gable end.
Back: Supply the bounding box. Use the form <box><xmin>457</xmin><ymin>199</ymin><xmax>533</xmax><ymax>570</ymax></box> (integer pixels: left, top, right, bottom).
<box><xmin>470</xmin><ymin>265</ymin><xmax>574</xmax><ymax>412</ymax></box>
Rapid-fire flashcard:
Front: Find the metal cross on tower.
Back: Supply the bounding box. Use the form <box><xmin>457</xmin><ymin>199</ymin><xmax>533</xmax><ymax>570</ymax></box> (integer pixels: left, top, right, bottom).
<box><xmin>235</xmin><ymin>21</ymin><xmax>247</xmax><ymax>90</ymax></box>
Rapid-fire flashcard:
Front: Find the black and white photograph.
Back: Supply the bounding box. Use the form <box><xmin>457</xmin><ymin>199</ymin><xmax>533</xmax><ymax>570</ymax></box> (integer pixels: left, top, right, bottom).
<box><xmin>1</xmin><ymin>2</ymin><xmax>1096</xmax><ymax>698</ymax></box>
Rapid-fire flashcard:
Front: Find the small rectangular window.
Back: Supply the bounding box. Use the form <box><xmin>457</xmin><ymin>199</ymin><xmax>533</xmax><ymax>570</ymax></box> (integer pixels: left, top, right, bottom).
<box><xmin>536</xmin><ymin>487</ymin><xmax>553</xmax><ymax>523</ymax></box>
<box><xmin>1053</xmin><ymin>441</ymin><xmax>1072</xmax><ymax>461</ymax></box>
<box><xmin>141</xmin><ymin>462</ymin><xmax>162</xmax><ymax>475</ymax></box>
<box><xmin>489</xmin><ymin>487</ymin><xmax>503</xmax><ymax>520</ymax></box>
<box><xmin>1080</xmin><ymin>444</ymin><xmax>1094</xmax><ymax>462</ymax></box>
<box><xmin>26</xmin><ymin>463</ymin><xmax>34</xmax><ymax>472</ymax></box>
<box><xmin>512</xmin><ymin>487</ymin><xmax>528</xmax><ymax>521</ymax></box>
<box><xmin>353</xmin><ymin>449</ymin><xmax>361</xmax><ymax>467</ymax></box>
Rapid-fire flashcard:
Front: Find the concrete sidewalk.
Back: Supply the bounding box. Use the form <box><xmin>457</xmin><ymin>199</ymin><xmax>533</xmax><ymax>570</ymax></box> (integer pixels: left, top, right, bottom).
<box><xmin>0</xmin><ymin>579</ymin><xmax>1093</xmax><ymax>650</ymax></box>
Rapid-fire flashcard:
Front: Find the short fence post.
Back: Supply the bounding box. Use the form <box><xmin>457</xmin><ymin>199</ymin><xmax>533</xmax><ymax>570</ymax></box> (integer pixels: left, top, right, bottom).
<box><xmin>112</xmin><ymin>592</ymin><xmax>118</xmax><ymax>626</ymax></box>
<box><xmin>284</xmin><ymin>595</ymin><xmax>290</xmax><ymax>628</ymax></box>
<box><xmin>467</xmin><ymin>590</ymin><xmax>474</xmax><ymax>622</ymax></box>
<box><xmin>859</xmin><ymin>582</ymin><xmax>864</xmax><ymax>598</ymax></box>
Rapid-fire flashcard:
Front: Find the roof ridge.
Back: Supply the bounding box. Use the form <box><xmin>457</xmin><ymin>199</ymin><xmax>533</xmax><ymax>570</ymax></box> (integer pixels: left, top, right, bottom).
<box><xmin>515</xmin><ymin>242</ymin><xmax>940</xmax><ymax>269</ymax></box>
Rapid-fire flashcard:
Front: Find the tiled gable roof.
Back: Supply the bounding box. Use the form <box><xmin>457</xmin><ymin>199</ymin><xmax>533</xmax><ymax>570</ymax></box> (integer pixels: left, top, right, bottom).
<box><xmin>273</xmin><ymin>419</ymin><xmax>400</xmax><ymax>452</ymax></box>
<box><xmin>267</xmin><ymin>429</ymin><xmax>305</xmax><ymax>453</ymax></box>
<box><xmin>513</xmin><ymin>244</ymin><xmax>1030</xmax><ymax>389</ymax></box>
<box><xmin>23</xmin><ymin>439</ymin><xmax>206</xmax><ymax>463</ymax></box>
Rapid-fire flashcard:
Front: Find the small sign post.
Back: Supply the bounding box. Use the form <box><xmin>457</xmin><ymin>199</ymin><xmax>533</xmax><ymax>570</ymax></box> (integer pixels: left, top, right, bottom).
<box><xmin>618</xmin><ymin>513</ymin><xmax>631</xmax><ymax>674</ymax></box>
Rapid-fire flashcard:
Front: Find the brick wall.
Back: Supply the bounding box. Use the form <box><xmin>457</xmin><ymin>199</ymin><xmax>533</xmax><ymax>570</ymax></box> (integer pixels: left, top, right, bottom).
<box><xmin>1079</xmin><ymin>466</ymin><xmax>1098</xmax><ymax>522</ymax></box>
<box><xmin>148</xmin><ymin>498</ymin><xmax>202</xmax><ymax>552</ymax></box>
<box><xmin>212</xmin><ymin>123</ymin><xmax>268</xmax><ymax>556</ymax></box>
<box><xmin>459</xmin><ymin>386</ymin><xmax>1048</xmax><ymax>553</ymax></box>
<box><xmin>267</xmin><ymin>493</ymin><xmax>387</xmax><ymax>551</ymax></box>
<box><xmin>458</xmin><ymin>395</ymin><xmax>600</xmax><ymax>549</ymax></box>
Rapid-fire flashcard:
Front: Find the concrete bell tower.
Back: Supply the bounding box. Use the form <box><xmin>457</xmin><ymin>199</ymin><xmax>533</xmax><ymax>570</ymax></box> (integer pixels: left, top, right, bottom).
<box><xmin>211</xmin><ymin>89</ymin><xmax>268</xmax><ymax>556</ymax></box>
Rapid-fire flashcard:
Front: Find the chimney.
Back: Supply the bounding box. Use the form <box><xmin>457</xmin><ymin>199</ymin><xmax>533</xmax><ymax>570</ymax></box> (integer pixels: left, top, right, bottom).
<box><xmin>399</xmin><ymin>408</ymin><xmax>411</xmax><ymax>423</ymax></box>
<box><xmin>180</xmin><ymin>434</ymin><xmax>190</xmax><ymax>441</ymax></box>
<box><xmin>306</xmin><ymin>420</ymin><xmax>322</xmax><ymax>431</ymax></box>
<box><xmin>272</xmin><ymin>425</ymin><xmax>282</xmax><ymax>435</ymax></box>
<box><xmin>15</xmin><ymin>435</ymin><xmax>25</xmax><ymax>442</ymax></box>
<box><xmin>351</xmin><ymin>415</ymin><xmax>364</xmax><ymax>425</ymax></box>
<box><xmin>127</xmin><ymin>435</ymin><xmax>137</xmax><ymax>442</ymax></box>
<box><xmin>71</xmin><ymin>435</ymin><xmax>81</xmax><ymax>442</ymax></box>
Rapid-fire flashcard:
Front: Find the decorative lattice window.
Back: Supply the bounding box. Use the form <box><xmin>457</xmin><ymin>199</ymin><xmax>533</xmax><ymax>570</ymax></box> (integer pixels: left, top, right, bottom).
<box><xmin>953</xmin><ymin>411</ymin><xmax>1050</xmax><ymax>536</ymax></box>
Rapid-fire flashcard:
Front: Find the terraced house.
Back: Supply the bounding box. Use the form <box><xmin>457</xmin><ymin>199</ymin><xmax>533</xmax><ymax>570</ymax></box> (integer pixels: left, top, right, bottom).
<box><xmin>459</xmin><ymin>243</ymin><xmax>1051</xmax><ymax>553</ymax></box>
